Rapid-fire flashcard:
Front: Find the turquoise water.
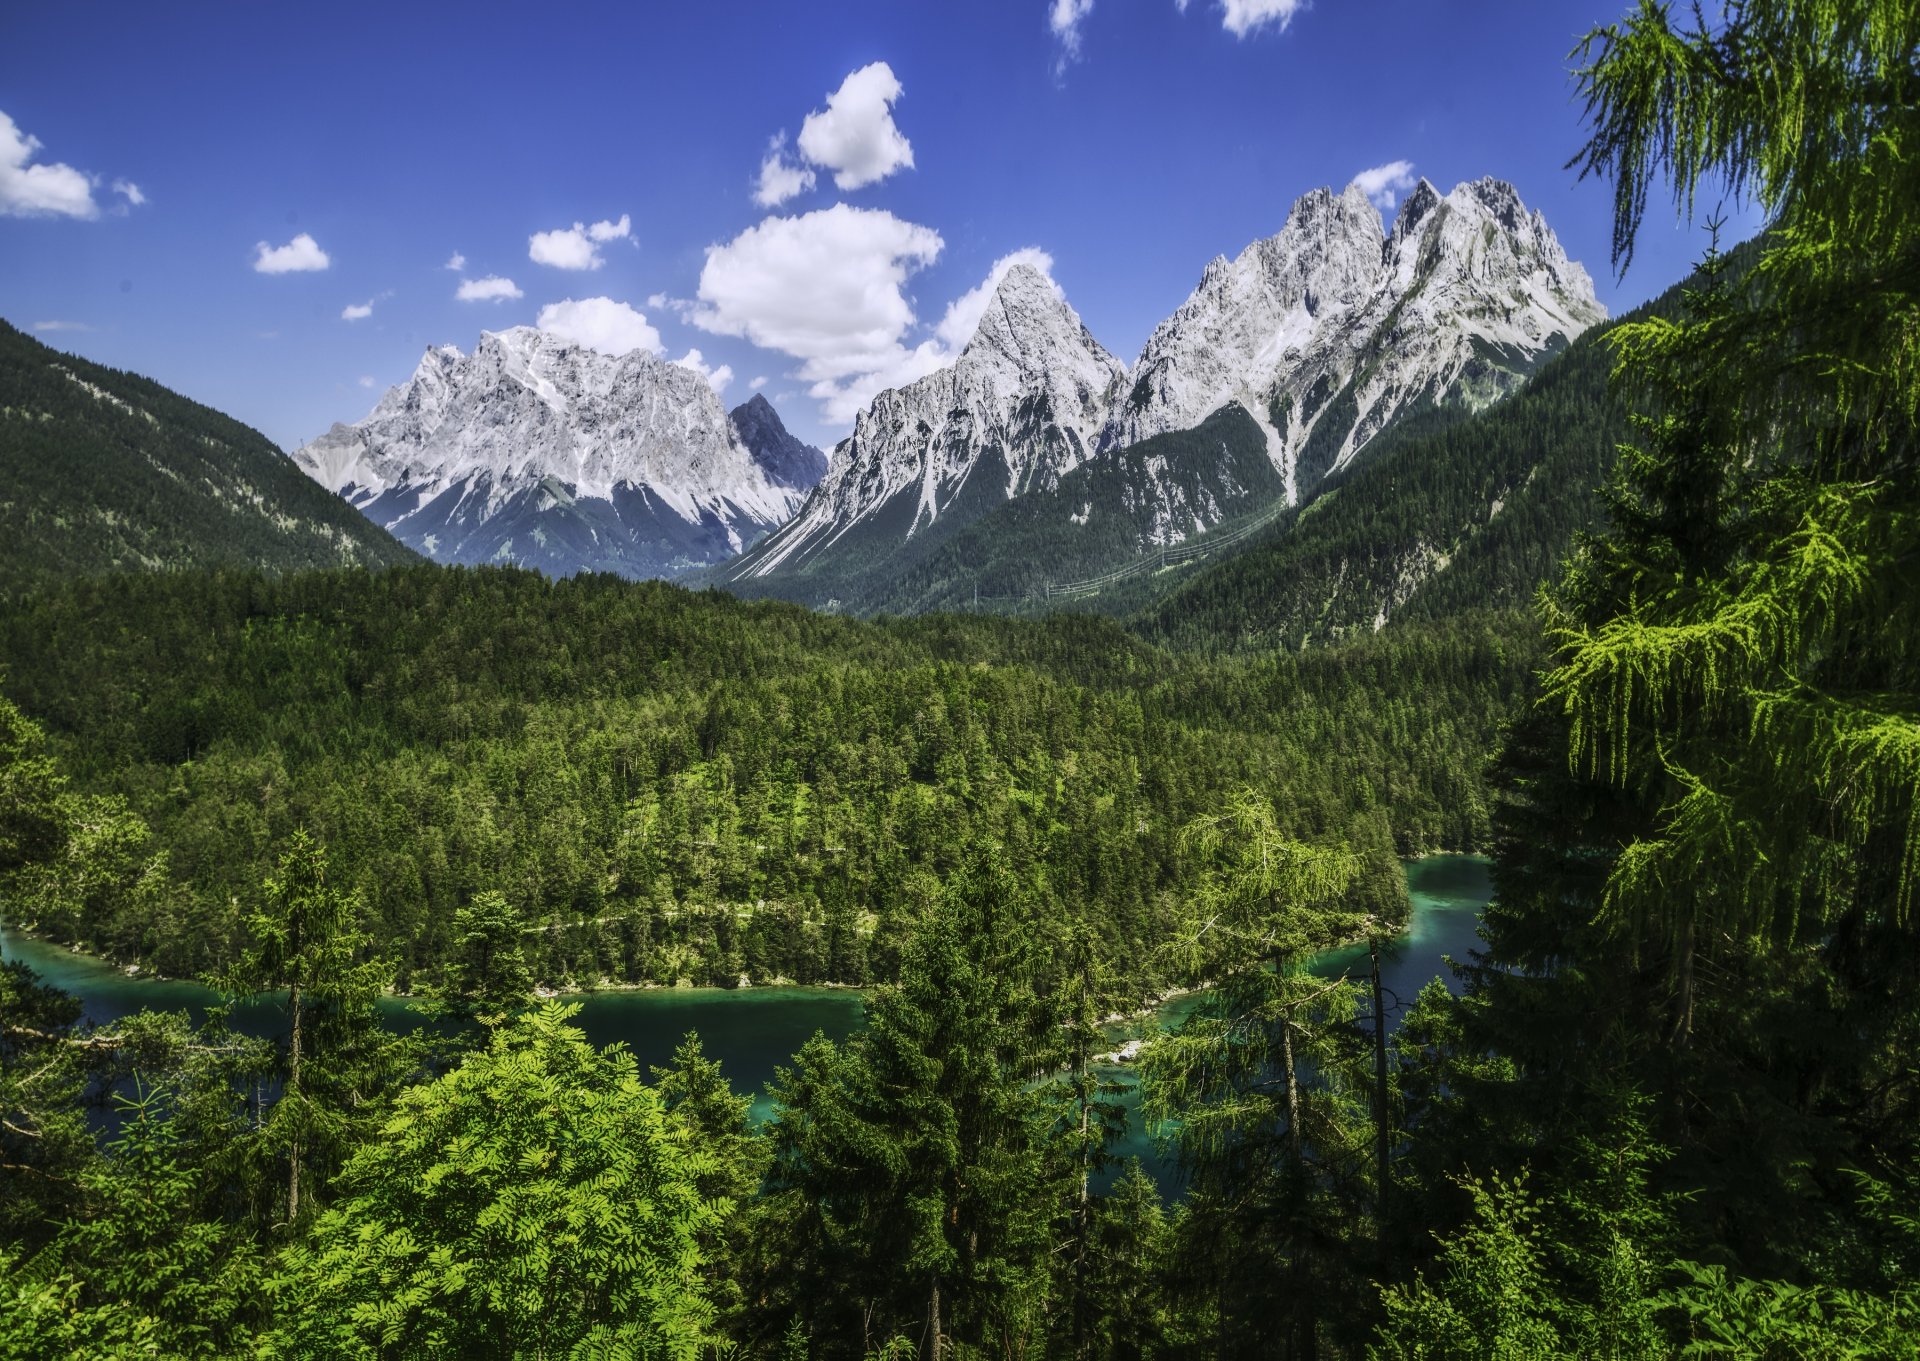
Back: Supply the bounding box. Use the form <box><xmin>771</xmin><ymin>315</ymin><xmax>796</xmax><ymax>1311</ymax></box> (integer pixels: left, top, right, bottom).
<box><xmin>1096</xmin><ymin>853</ymin><xmax>1493</xmax><ymax>1186</ymax></box>
<box><xmin>0</xmin><ymin>855</ymin><xmax>1491</xmax><ymax>1161</ymax></box>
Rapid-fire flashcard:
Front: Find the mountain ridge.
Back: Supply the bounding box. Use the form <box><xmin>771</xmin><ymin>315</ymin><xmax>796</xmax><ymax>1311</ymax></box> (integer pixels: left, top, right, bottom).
<box><xmin>0</xmin><ymin>318</ymin><xmax>416</xmax><ymax>590</ymax></box>
<box><xmin>292</xmin><ymin>328</ymin><xmax>812</xmax><ymax>579</ymax></box>
<box><xmin>719</xmin><ymin>176</ymin><xmax>1603</xmax><ymax>609</ymax></box>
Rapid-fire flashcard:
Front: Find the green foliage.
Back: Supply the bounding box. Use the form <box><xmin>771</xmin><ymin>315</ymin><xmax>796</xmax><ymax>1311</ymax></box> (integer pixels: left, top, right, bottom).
<box><xmin>0</xmin><ymin>318</ymin><xmax>414</xmax><ymax>594</ymax></box>
<box><xmin>756</xmin><ymin>851</ymin><xmax>1067</xmax><ymax>1356</ymax></box>
<box><xmin>1380</xmin><ymin>4</ymin><xmax>1920</xmax><ymax>1357</ymax></box>
<box><xmin>223</xmin><ymin>831</ymin><xmax>413</xmax><ymax>1227</ymax></box>
<box><xmin>42</xmin><ymin>1086</ymin><xmax>267</xmax><ymax>1356</ymax></box>
<box><xmin>1</xmin><ymin>565</ymin><xmax>1503</xmax><ymax>996</ymax></box>
<box><xmin>1370</xmin><ymin>1175</ymin><xmax>1576</xmax><ymax>1361</ymax></box>
<box><xmin>1132</xmin><ymin>312</ymin><xmax>1636</xmax><ymax>653</ymax></box>
<box><xmin>270</xmin><ymin>1002</ymin><xmax>724</xmax><ymax>1359</ymax></box>
<box><xmin>437</xmin><ymin>889</ymin><xmax>534</xmax><ymax>1019</ymax></box>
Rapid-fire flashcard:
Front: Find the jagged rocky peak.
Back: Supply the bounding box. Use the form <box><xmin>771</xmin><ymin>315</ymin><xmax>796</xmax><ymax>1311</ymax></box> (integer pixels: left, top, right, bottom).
<box><xmin>729</xmin><ymin>393</ymin><xmax>827</xmax><ymax>493</ymax></box>
<box><xmin>1103</xmin><ymin>183</ymin><xmax>1389</xmax><ymax>461</ymax></box>
<box><xmin>291</xmin><ymin>327</ymin><xmax>804</xmax><ymax>580</ymax></box>
<box><xmin>1108</xmin><ymin>175</ymin><xmax>1604</xmax><ymax>497</ymax></box>
<box><xmin>724</xmin><ymin>264</ymin><xmax>1127</xmax><ymax>581</ymax></box>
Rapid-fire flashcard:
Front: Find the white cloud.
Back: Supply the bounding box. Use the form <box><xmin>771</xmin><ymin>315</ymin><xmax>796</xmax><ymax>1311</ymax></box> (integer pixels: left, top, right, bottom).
<box><xmin>341</xmin><ymin>301</ymin><xmax>374</xmax><ymax>321</ymax></box>
<box><xmin>1216</xmin><ymin>0</ymin><xmax>1307</xmax><ymax>37</ymax></box>
<box><xmin>692</xmin><ymin>203</ymin><xmax>944</xmax><ymax>426</ymax></box>
<box><xmin>749</xmin><ymin>375</ymin><xmax>768</xmax><ymax>391</ymax></box>
<box><xmin>535</xmin><ymin>296</ymin><xmax>663</xmax><ymax>357</ymax></box>
<box><xmin>753</xmin><ymin>132</ymin><xmax>816</xmax><ymax>208</ymax></box>
<box><xmin>110</xmin><ymin>179</ymin><xmax>144</xmax><ymax>207</ymax></box>
<box><xmin>444</xmin><ymin>251</ymin><xmax>467</xmax><ymax>271</ymax></box>
<box><xmin>935</xmin><ymin>247</ymin><xmax>1057</xmax><ymax>351</ymax></box>
<box><xmin>358</xmin><ymin>375</ymin><xmax>377</xmax><ymax>388</ymax></box>
<box><xmin>529</xmin><ymin>215</ymin><xmax>630</xmax><ymax>270</ymax></box>
<box><xmin>671</xmin><ymin>348</ymin><xmax>734</xmax><ymax>395</ymax></box>
<box><xmin>1352</xmin><ymin>159</ymin><xmax>1417</xmax><ymax>213</ymax></box>
<box><xmin>796</xmin><ymin>62</ymin><xmax>915</xmax><ymax>191</ymax></box>
<box><xmin>0</xmin><ymin>110</ymin><xmax>100</xmax><ymax>219</ymax></box>
<box><xmin>1050</xmin><ymin>0</ymin><xmax>1095</xmax><ymax>69</ymax></box>
<box><xmin>587</xmin><ymin>214</ymin><xmax>631</xmax><ymax>243</ymax></box>
<box><xmin>253</xmin><ymin>232</ymin><xmax>330</xmax><ymax>273</ymax></box>
<box><xmin>32</xmin><ymin>320</ymin><xmax>91</xmax><ymax>332</ymax></box>
<box><xmin>456</xmin><ymin>274</ymin><xmax>523</xmax><ymax>302</ymax></box>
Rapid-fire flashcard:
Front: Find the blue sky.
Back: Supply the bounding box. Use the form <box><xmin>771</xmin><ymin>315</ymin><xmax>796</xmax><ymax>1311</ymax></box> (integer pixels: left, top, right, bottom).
<box><xmin>0</xmin><ymin>0</ymin><xmax>1755</xmax><ymax>453</ymax></box>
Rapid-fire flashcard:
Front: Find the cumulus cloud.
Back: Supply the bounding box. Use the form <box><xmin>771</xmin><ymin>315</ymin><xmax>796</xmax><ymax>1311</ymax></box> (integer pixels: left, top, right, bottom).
<box><xmin>456</xmin><ymin>274</ymin><xmax>523</xmax><ymax>302</ymax></box>
<box><xmin>691</xmin><ymin>203</ymin><xmax>944</xmax><ymax>425</ymax></box>
<box><xmin>749</xmin><ymin>375</ymin><xmax>768</xmax><ymax>391</ymax></box>
<box><xmin>753</xmin><ymin>132</ymin><xmax>816</xmax><ymax>208</ymax></box>
<box><xmin>1050</xmin><ymin>0</ymin><xmax>1095</xmax><ymax>70</ymax></box>
<box><xmin>444</xmin><ymin>251</ymin><xmax>467</xmax><ymax>271</ymax></box>
<box><xmin>796</xmin><ymin>62</ymin><xmax>915</xmax><ymax>191</ymax></box>
<box><xmin>0</xmin><ymin>110</ymin><xmax>101</xmax><ymax>219</ymax></box>
<box><xmin>534</xmin><ymin>296</ymin><xmax>663</xmax><ymax>357</ymax></box>
<box><xmin>670</xmin><ymin>348</ymin><xmax>734</xmax><ymax>394</ymax></box>
<box><xmin>110</xmin><ymin>179</ymin><xmax>144</xmax><ymax>207</ymax></box>
<box><xmin>1216</xmin><ymin>0</ymin><xmax>1307</xmax><ymax>37</ymax></box>
<box><xmin>341</xmin><ymin>300</ymin><xmax>374</xmax><ymax>321</ymax></box>
<box><xmin>529</xmin><ymin>215</ymin><xmax>631</xmax><ymax>270</ymax></box>
<box><xmin>253</xmin><ymin>232</ymin><xmax>330</xmax><ymax>274</ymax></box>
<box><xmin>934</xmin><ymin>247</ymin><xmax>1058</xmax><ymax>351</ymax></box>
<box><xmin>358</xmin><ymin>375</ymin><xmax>377</xmax><ymax>388</ymax></box>
<box><xmin>1352</xmin><ymin>159</ymin><xmax>1417</xmax><ymax>213</ymax></box>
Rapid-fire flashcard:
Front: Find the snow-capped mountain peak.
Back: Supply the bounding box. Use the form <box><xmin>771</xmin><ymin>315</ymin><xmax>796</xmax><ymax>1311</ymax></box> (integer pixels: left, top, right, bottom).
<box><xmin>723</xmin><ymin>265</ymin><xmax>1126</xmax><ymax>580</ymax></box>
<box><xmin>290</xmin><ymin>328</ymin><xmax>806</xmax><ymax>579</ymax></box>
<box><xmin>1106</xmin><ymin>176</ymin><xmax>1604</xmax><ymax>496</ymax></box>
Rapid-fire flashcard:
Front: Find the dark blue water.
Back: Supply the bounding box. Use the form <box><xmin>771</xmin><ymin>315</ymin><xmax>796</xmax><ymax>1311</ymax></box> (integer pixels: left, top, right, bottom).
<box><xmin>1</xmin><ymin>856</ymin><xmax>1491</xmax><ymax>1164</ymax></box>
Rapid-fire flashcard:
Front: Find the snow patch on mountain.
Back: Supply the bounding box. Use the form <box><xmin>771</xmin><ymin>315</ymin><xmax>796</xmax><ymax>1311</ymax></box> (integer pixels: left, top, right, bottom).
<box><xmin>728</xmin><ymin>262</ymin><xmax>1125</xmax><ymax>577</ymax></box>
<box><xmin>291</xmin><ymin>327</ymin><xmax>804</xmax><ymax>577</ymax></box>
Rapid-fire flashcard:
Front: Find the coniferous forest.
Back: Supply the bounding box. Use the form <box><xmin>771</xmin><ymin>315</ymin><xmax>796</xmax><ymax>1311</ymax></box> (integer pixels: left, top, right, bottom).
<box><xmin>2</xmin><ymin>2</ymin><xmax>1918</xmax><ymax>1356</ymax></box>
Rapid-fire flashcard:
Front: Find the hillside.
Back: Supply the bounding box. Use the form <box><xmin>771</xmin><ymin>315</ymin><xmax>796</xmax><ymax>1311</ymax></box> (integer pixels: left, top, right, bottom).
<box><xmin>0</xmin><ymin>320</ymin><xmax>415</xmax><ymax>588</ymax></box>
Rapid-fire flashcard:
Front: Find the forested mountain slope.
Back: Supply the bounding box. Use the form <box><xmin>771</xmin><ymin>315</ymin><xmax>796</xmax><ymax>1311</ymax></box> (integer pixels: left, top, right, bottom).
<box><xmin>0</xmin><ymin>320</ymin><xmax>415</xmax><ymax>589</ymax></box>
<box><xmin>728</xmin><ymin>404</ymin><xmax>1287</xmax><ymax>615</ymax></box>
<box><xmin>1124</xmin><ymin>266</ymin><xmax>1719</xmax><ymax>651</ymax></box>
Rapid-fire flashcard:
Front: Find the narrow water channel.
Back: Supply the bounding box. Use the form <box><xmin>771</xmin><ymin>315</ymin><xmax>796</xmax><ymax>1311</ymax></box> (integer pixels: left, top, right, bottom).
<box><xmin>1</xmin><ymin>855</ymin><xmax>1492</xmax><ymax>1160</ymax></box>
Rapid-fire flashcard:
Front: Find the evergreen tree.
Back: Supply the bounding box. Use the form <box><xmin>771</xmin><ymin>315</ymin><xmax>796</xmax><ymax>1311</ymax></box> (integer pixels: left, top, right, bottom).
<box><xmin>221</xmin><ymin>831</ymin><xmax>407</xmax><ymax>1228</ymax></box>
<box><xmin>759</xmin><ymin>849</ymin><xmax>1066</xmax><ymax>1358</ymax></box>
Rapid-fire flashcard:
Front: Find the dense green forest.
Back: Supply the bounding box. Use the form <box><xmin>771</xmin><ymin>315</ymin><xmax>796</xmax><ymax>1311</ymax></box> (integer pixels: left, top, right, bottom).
<box><xmin>0</xmin><ymin>567</ymin><xmax>1522</xmax><ymax>991</ymax></box>
<box><xmin>2</xmin><ymin>1</ymin><xmax>1917</xmax><ymax>1356</ymax></box>
<box><xmin>0</xmin><ymin>321</ymin><xmax>416</xmax><ymax>590</ymax></box>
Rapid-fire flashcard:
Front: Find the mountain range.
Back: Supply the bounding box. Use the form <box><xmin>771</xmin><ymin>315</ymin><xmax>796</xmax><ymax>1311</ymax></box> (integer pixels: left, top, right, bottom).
<box><xmin>717</xmin><ymin>176</ymin><xmax>1603</xmax><ymax>607</ymax></box>
<box><xmin>289</xmin><ymin>330</ymin><xmax>826</xmax><ymax>579</ymax></box>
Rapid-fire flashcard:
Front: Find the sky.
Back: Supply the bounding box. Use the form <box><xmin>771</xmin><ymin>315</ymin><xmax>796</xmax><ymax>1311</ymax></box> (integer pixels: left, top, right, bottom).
<box><xmin>0</xmin><ymin>0</ymin><xmax>1759</xmax><ymax>454</ymax></box>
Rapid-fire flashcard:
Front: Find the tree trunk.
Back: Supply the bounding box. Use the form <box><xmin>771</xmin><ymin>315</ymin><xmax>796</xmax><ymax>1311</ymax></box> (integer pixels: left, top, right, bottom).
<box><xmin>286</xmin><ymin>977</ymin><xmax>303</xmax><ymax>1223</ymax></box>
<box><xmin>1674</xmin><ymin>919</ymin><xmax>1695</xmax><ymax>1050</ymax></box>
<box><xmin>925</xmin><ymin>1275</ymin><xmax>942</xmax><ymax>1361</ymax></box>
<box><xmin>1281</xmin><ymin>1012</ymin><xmax>1301</xmax><ymax>1160</ymax></box>
<box><xmin>1369</xmin><ymin>935</ymin><xmax>1390</xmax><ymax>1233</ymax></box>
<box><xmin>1075</xmin><ymin>1089</ymin><xmax>1090</xmax><ymax>1359</ymax></box>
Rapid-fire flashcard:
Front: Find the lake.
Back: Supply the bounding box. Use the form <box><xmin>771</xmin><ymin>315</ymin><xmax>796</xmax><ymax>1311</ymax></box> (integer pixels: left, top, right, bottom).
<box><xmin>0</xmin><ymin>854</ymin><xmax>1492</xmax><ymax>1160</ymax></box>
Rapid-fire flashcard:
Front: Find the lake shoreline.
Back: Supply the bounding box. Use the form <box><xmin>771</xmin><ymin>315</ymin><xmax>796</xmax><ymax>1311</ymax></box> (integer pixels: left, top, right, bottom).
<box><xmin>0</xmin><ymin>921</ymin><xmax>871</xmax><ymax>1006</ymax></box>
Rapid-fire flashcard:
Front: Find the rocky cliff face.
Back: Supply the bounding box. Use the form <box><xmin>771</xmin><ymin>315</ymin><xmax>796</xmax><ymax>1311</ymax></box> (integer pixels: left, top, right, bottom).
<box><xmin>724</xmin><ymin>263</ymin><xmax>1127</xmax><ymax>580</ymax></box>
<box><xmin>728</xmin><ymin>393</ymin><xmax>827</xmax><ymax>493</ymax></box>
<box><xmin>1107</xmin><ymin>177</ymin><xmax>1605</xmax><ymax>497</ymax></box>
<box><xmin>291</xmin><ymin>327</ymin><xmax>803</xmax><ymax>578</ymax></box>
